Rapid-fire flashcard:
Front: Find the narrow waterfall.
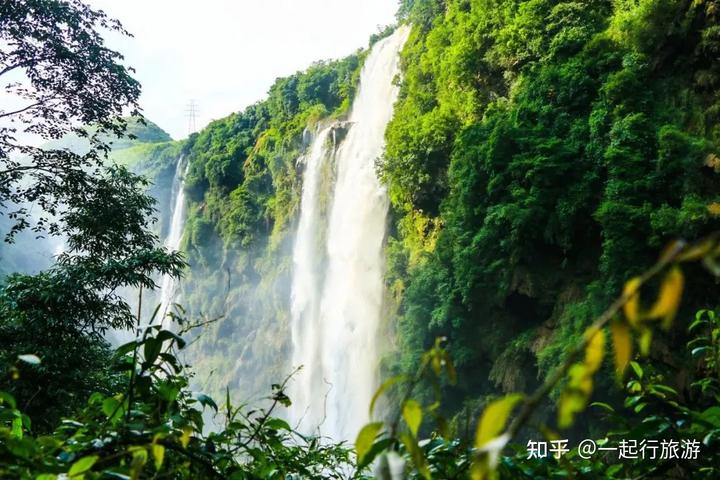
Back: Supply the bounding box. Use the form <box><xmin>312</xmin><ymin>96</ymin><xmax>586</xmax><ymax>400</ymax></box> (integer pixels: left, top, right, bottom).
<box><xmin>289</xmin><ymin>125</ymin><xmax>334</xmax><ymax>430</ymax></box>
<box><xmin>159</xmin><ymin>156</ymin><xmax>188</xmax><ymax>319</ymax></box>
<box><xmin>289</xmin><ymin>25</ymin><xmax>410</xmax><ymax>441</ymax></box>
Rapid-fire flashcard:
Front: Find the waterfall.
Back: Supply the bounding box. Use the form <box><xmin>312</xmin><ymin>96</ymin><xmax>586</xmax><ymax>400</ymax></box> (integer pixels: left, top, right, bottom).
<box><xmin>290</xmin><ymin>125</ymin><xmax>334</xmax><ymax>430</ymax></box>
<box><xmin>289</xmin><ymin>25</ymin><xmax>410</xmax><ymax>441</ymax></box>
<box><xmin>159</xmin><ymin>156</ymin><xmax>188</xmax><ymax>320</ymax></box>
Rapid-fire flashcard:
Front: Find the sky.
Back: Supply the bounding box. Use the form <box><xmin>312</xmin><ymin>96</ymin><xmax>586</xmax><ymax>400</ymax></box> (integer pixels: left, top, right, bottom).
<box><xmin>87</xmin><ymin>0</ymin><xmax>400</xmax><ymax>140</ymax></box>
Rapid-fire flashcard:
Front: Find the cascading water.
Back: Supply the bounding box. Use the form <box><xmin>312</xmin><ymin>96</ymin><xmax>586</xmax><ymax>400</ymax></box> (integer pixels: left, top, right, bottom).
<box><xmin>289</xmin><ymin>125</ymin><xmax>334</xmax><ymax>429</ymax></box>
<box><xmin>159</xmin><ymin>156</ymin><xmax>188</xmax><ymax>320</ymax></box>
<box><xmin>289</xmin><ymin>25</ymin><xmax>410</xmax><ymax>441</ymax></box>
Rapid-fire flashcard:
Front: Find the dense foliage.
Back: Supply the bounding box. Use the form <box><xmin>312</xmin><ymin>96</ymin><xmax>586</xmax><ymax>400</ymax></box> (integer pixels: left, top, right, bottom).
<box><xmin>0</xmin><ymin>0</ymin><xmax>142</xmax><ymax>238</ymax></box>
<box><xmin>2</xmin><ymin>0</ymin><xmax>720</xmax><ymax>478</ymax></box>
<box><xmin>382</xmin><ymin>0</ymin><xmax>720</xmax><ymax>421</ymax></box>
<box><xmin>0</xmin><ymin>0</ymin><xmax>183</xmax><ymax>435</ymax></box>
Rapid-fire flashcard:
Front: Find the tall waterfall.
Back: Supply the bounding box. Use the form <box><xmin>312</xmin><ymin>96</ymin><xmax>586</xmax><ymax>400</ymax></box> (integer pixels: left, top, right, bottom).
<box><xmin>159</xmin><ymin>156</ymin><xmax>188</xmax><ymax>319</ymax></box>
<box><xmin>289</xmin><ymin>25</ymin><xmax>410</xmax><ymax>441</ymax></box>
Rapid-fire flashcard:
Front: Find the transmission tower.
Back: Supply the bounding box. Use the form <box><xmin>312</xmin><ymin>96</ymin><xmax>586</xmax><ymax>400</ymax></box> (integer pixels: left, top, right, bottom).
<box><xmin>185</xmin><ymin>100</ymin><xmax>199</xmax><ymax>135</ymax></box>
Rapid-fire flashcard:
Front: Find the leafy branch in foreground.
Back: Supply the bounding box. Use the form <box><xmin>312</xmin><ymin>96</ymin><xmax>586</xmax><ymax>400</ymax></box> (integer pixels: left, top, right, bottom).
<box><xmin>0</xmin><ymin>306</ymin><xmax>355</xmax><ymax>479</ymax></box>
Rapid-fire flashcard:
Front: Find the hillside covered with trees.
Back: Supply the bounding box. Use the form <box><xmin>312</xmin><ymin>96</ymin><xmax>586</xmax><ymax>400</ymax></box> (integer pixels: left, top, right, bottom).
<box><xmin>2</xmin><ymin>0</ymin><xmax>720</xmax><ymax>478</ymax></box>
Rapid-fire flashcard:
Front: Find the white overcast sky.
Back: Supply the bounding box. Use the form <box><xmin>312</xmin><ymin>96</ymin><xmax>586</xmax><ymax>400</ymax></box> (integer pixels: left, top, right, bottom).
<box><xmin>87</xmin><ymin>0</ymin><xmax>399</xmax><ymax>140</ymax></box>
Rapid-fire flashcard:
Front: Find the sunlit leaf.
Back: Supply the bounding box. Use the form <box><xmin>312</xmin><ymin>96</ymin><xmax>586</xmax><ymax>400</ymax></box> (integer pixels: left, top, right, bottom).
<box><xmin>558</xmin><ymin>363</ymin><xmax>593</xmax><ymax>429</ymax></box>
<box><xmin>180</xmin><ymin>426</ymin><xmax>192</xmax><ymax>448</ymax></box>
<box><xmin>68</xmin><ymin>455</ymin><xmax>98</xmax><ymax>478</ymax></box>
<box><xmin>610</xmin><ymin>319</ymin><xmax>632</xmax><ymax>377</ymax></box>
<box><xmin>707</xmin><ymin>202</ymin><xmax>720</xmax><ymax>217</ymax></box>
<box><xmin>102</xmin><ymin>395</ymin><xmax>125</xmax><ymax>422</ymax></box>
<box><xmin>355</xmin><ymin>422</ymin><xmax>384</xmax><ymax>465</ymax></box>
<box><xmin>402</xmin><ymin>400</ymin><xmax>423</xmax><ymax>437</ymax></box>
<box><xmin>152</xmin><ymin>443</ymin><xmax>165</xmax><ymax>471</ymax></box>
<box><xmin>623</xmin><ymin>277</ymin><xmax>642</xmax><ymax>326</ymax></box>
<box><xmin>629</xmin><ymin>361</ymin><xmax>644</xmax><ymax>379</ymax></box>
<box><xmin>152</xmin><ymin>433</ymin><xmax>165</xmax><ymax>470</ymax></box>
<box><xmin>129</xmin><ymin>447</ymin><xmax>147</xmax><ymax>480</ymax></box>
<box><xmin>567</xmin><ymin>363</ymin><xmax>592</xmax><ymax>394</ymax></box>
<box><xmin>475</xmin><ymin>394</ymin><xmax>523</xmax><ymax>448</ymax></box>
<box><xmin>584</xmin><ymin>327</ymin><xmax>605</xmax><ymax>373</ymax></box>
<box><xmin>647</xmin><ymin>266</ymin><xmax>684</xmax><ymax>329</ymax></box>
<box><xmin>638</xmin><ymin>327</ymin><xmax>653</xmax><ymax>356</ymax></box>
<box><xmin>558</xmin><ymin>390</ymin><xmax>586</xmax><ymax>429</ymax></box>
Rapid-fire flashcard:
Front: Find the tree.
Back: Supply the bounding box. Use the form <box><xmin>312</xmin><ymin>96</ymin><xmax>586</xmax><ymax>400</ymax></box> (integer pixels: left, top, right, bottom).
<box><xmin>0</xmin><ymin>0</ymin><xmax>141</xmax><ymax>238</ymax></box>
<box><xmin>0</xmin><ymin>1</ymin><xmax>186</xmax><ymax>430</ymax></box>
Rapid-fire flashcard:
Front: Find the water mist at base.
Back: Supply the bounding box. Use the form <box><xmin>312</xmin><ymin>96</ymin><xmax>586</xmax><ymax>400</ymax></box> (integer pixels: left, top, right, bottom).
<box><xmin>289</xmin><ymin>26</ymin><xmax>410</xmax><ymax>441</ymax></box>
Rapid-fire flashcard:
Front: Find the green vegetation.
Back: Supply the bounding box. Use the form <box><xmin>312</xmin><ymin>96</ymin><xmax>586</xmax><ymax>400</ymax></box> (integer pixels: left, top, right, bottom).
<box><xmin>382</xmin><ymin>0</ymin><xmax>720</xmax><ymax>421</ymax></box>
<box><xmin>2</xmin><ymin>0</ymin><xmax>720</xmax><ymax>478</ymax></box>
<box><xmin>175</xmin><ymin>53</ymin><xmax>364</xmax><ymax>399</ymax></box>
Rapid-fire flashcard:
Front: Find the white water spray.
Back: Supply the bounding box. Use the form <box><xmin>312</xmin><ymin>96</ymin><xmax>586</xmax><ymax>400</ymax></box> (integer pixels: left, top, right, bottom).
<box><xmin>159</xmin><ymin>156</ymin><xmax>188</xmax><ymax>320</ymax></box>
<box><xmin>289</xmin><ymin>26</ymin><xmax>410</xmax><ymax>441</ymax></box>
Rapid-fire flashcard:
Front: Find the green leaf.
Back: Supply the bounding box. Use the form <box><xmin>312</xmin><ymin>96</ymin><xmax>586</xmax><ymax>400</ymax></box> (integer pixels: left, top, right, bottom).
<box><xmin>0</xmin><ymin>391</ymin><xmax>17</xmax><ymax>409</ymax></box>
<box><xmin>399</xmin><ymin>432</ymin><xmax>430</xmax><ymax>479</ymax></box>
<box><xmin>68</xmin><ymin>455</ymin><xmax>98</xmax><ymax>478</ymax></box>
<box><xmin>355</xmin><ymin>422</ymin><xmax>383</xmax><ymax>464</ymax></box>
<box><xmin>591</xmin><ymin>401</ymin><xmax>616</xmax><ymax>413</ymax></box>
<box><xmin>143</xmin><ymin>337</ymin><xmax>162</xmax><ymax>365</ymax></box>
<box><xmin>193</xmin><ymin>392</ymin><xmax>218</xmax><ymax>412</ymax></box>
<box><xmin>156</xmin><ymin>330</ymin><xmax>187</xmax><ymax>349</ymax></box>
<box><xmin>629</xmin><ymin>361</ymin><xmax>644</xmax><ymax>379</ymax></box>
<box><xmin>265</xmin><ymin>418</ymin><xmax>291</xmax><ymax>431</ymax></box>
<box><xmin>369</xmin><ymin>375</ymin><xmax>406</xmax><ymax>416</ymax></box>
<box><xmin>475</xmin><ymin>394</ymin><xmax>523</xmax><ymax>448</ymax></box>
<box><xmin>152</xmin><ymin>443</ymin><xmax>165</xmax><ymax>471</ymax></box>
<box><xmin>102</xmin><ymin>395</ymin><xmax>125</xmax><ymax>422</ymax></box>
<box><xmin>402</xmin><ymin>399</ymin><xmax>423</xmax><ymax>437</ymax></box>
<box><xmin>114</xmin><ymin>340</ymin><xmax>138</xmax><ymax>357</ymax></box>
